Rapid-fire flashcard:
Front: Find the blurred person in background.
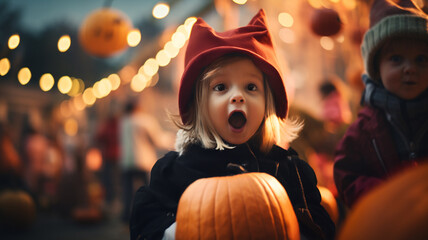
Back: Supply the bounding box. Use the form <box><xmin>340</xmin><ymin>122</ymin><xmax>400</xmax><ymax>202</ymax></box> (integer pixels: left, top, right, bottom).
<box><xmin>120</xmin><ymin>99</ymin><xmax>174</xmax><ymax>224</ymax></box>
<box><xmin>95</xmin><ymin>100</ymin><xmax>121</xmax><ymax>212</ymax></box>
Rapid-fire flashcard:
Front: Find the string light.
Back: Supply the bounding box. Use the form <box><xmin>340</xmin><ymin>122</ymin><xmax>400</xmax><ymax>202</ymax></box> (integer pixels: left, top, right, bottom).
<box><xmin>58</xmin><ymin>35</ymin><xmax>71</xmax><ymax>52</ymax></box>
<box><xmin>39</xmin><ymin>73</ymin><xmax>55</xmax><ymax>91</ymax></box>
<box><xmin>0</xmin><ymin>58</ymin><xmax>11</xmax><ymax>76</ymax></box>
<box><xmin>18</xmin><ymin>67</ymin><xmax>31</xmax><ymax>85</ymax></box>
<box><xmin>152</xmin><ymin>3</ymin><xmax>170</xmax><ymax>19</ymax></box>
<box><xmin>127</xmin><ymin>29</ymin><xmax>141</xmax><ymax>47</ymax></box>
<box><xmin>8</xmin><ymin>34</ymin><xmax>20</xmax><ymax>50</ymax></box>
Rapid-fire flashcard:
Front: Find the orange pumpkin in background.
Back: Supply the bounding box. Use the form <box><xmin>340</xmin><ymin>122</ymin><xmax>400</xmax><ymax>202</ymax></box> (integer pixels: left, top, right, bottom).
<box><xmin>79</xmin><ymin>8</ymin><xmax>133</xmax><ymax>57</ymax></box>
<box><xmin>0</xmin><ymin>190</ymin><xmax>36</xmax><ymax>230</ymax></box>
<box><xmin>318</xmin><ymin>186</ymin><xmax>339</xmax><ymax>225</ymax></box>
<box><xmin>337</xmin><ymin>161</ymin><xmax>428</xmax><ymax>240</ymax></box>
<box><xmin>176</xmin><ymin>172</ymin><xmax>300</xmax><ymax>240</ymax></box>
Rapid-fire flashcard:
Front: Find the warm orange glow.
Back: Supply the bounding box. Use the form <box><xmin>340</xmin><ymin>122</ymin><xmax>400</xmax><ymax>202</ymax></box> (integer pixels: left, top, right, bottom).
<box><xmin>0</xmin><ymin>58</ymin><xmax>11</xmax><ymax>76</ymax></box>
<box><xmin>130</xmin><ymin>73</ymin><xmax>148</xmax><ymax>92</ymax></box>
<box><xmin>92</xmin><ymin>82</ymin><xmax>103</xmax><ymax>98</ymax></box>
<box><xmin>64</xmin><ymin>118</ymin><xmax>78</xmax><ymax>136</ymax></box>
<box><xmin>278</xmin><ymin>12</ymin><xmax>294</xmax><ymax>28</ymax></box>
<box><xmin>308</xmin><ymin>0</ymin><xmax>323</xmax><ymax>8</ymax></box>
<box><xmin>343</xmin><ymin>0</ymin><xmax>357</xmax><ymax>10</ymax></box>
<box><xmin>184</xmin><ymin>17</ymin><xmax>197</xmax><ymax>38</ymax></box>
<box><xmin>68</xmin><ymin>78</ymin><xmax>85</xmax><ymax>97</ymax></box>
<box><xmin>108</xmin><ymin>73</ymin><xmax>121</xmax><ymax>90</ymax></box>
<box><xmin>164</xmin><ymin>41</ymin><xmax>179</xmax><ymax>58</ymax></box>
<box><xmin>18</xmin><ymin>67</ymin><xmax>31</xmax><ymax>85</ymax></box>
<box><xmin>82</xmin><ymin>88</ymin><xmax>96</xmax><ymax>106</ymax></box>
<box><xmin>98</xmin><ymin>78</ymin><xmax>112</xmax><ymax>97</ymax></box>
<box><xmin>320</xmin><ymin>36</ymin><xmax>334</xmax><ymax>50</ymax></box>
<box><xmin>86</xmin><ymin>148</ymin><xmax>103</xmax><ymax>171</ymax></box>
<box><xmin>127</xmin><ymin>29</ymin><xmax>141</xmax><ymax>47</ymax></box>
<box><xmin>233</xmin><ymin>0</ymin><xmax>247</xmax><ymax>4</ymax></box>
<box><xmin>156</xmin><ymin>50</ymin><xmax>171</xmax><ymax>67</ymax></box>
<box><xmin>171</xmin><ymin>32</ymin><xmax>186</xmax><ymax>49</ymax></box>
<box><xmin>152</xmin><ymin>3</ymin><xmax>170</xmax><ymax>19</ymax></box>
<box><xmin>142</xmin><ymin>58</ymin><xmax>159</xmax><ymax>77</ymax></box>
<box><xmin>40</xmin><ymin>73</ymin><xmax>55</xmax><ymax>92</ymax></box>
<box><xmin>73</xmin><ymin>94</ymin><xmax>86</xmax><ymax>111</ymax></box>
<box><xmin>58</xmin><ymin>35</ymin><xmax>71</xmax><ymax>52</ymax></box>
<box><xmin>57</xmin><ymin>76</ymin><xmax>73</xmax><ymax>94</ymax></box>
<box><xmin>8</xmin><ymin>34</ymin><xmax>20</xmax><ymax>50</ymax></box>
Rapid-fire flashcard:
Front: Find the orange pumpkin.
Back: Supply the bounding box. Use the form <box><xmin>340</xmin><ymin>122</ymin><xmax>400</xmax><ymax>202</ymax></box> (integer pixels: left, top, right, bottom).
<box><xmin>318</xmin><ymin>186</ymin><xmax>339</xmax><ymax>225</ymax></box>
<box><xmin>176</xmin><ymin>172</ymin><xmax>300</xmax><ymax>240</ymax></box>
<box><xmin>0</xmin><ymin>190</ymin><xmax>36</xmax><ymax>230</ymax></box>
<box><xmin>79</xmin><ymin>8</ymin><xmax>133</xmax><ymax>57</ymax></box>
<box><xmin>337</xmin><ymin>161</ymin><xmax>428</xmax><ymax>240</ymax></box>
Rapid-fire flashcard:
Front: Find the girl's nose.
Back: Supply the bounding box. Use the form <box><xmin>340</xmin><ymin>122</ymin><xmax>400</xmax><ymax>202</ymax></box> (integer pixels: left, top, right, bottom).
<box><xmin>230</xmin><ymin>91</ymin><xmax>244</xmax><ymax>103</ymax></box>
<box><xmin>404</xmin><ymin>61</ymin><xmax>416</xmax><ymax>75</ymax></box>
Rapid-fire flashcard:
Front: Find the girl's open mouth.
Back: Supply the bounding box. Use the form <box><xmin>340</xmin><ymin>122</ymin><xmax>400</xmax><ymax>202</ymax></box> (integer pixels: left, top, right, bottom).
<box><xmin>228</xmin><ymin>111</ymin><xmax>246</xmax><ymax>130</ymax></box>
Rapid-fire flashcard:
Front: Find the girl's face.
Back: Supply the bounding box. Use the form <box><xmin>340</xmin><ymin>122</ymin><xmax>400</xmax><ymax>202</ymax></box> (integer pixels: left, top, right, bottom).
<box><xmin>206</xmin><ymin>58</ymin><xmax>265</xmax><ymax>145</ymax></box>
<box><xmin>379</xmin><ymin>38</ymin><xmax>428</xmax><ymax>100</ymax></box>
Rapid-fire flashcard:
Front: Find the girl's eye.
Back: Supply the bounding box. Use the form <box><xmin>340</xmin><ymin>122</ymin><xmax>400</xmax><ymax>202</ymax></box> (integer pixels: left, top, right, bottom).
<box><xmin>247</xmin><ymin>83</ymin><xmax>257</xmax><ymax>91</ymax></box>
<box><xmin>389</xmin><ymin>55</ymin><xmax>402</xmax><ymax>63</ymax></box>
<box><xmin>213</xmin><ymin>84</ymin><xmax>225</xmax><ymax>91</ymax></box>
<box><xmin>416</xmin><ymin>55</ymin><xmax>428</xmax><ymax>64</ymax></box>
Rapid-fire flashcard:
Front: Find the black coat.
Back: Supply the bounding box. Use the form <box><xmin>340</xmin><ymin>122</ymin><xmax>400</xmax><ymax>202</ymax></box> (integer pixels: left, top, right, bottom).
<box><xmin>130</xmin><ymin>143</ymin><xmax>335</xmax><ymax>240</ymax></box>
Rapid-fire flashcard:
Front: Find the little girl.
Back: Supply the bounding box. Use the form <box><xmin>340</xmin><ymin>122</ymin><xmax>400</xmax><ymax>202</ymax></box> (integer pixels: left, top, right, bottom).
<box><xmin>130</xmin><ymin>9</ymin><xmax>335</xmax><ymax>240</ymax></box>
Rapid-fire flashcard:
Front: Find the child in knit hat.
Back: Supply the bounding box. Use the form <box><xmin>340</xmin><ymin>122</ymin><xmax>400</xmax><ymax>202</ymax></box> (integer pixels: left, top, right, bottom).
<box><xmin>334</xmin><ymin>0</ymin><xmax>428</xmax><ymax>208</ymax></box>
<box><xmin>130</xmin><ymin>9</ymin><xmax>335</xmax><ymax>240</ymax></box>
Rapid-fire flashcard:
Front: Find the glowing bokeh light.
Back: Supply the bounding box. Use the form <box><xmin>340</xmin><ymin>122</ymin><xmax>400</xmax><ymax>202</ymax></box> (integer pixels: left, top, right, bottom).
<box><xmin>164</xmin><ymin>41</ymin><xmax>179</xmax><ymax>58</ymax></box>
<box><xmin>143</xmin><ymin>58</ymin><xmax>159</xmax><ymax>77</ymax></box>
<box><xmin>57</xmin><ymin>76</ymin><xmax>73</xmax><ymax>94</ymax></box>
<box><xmin>156</xmin><ymin>50</ymin><xmax>171</xmax><ymax>67</ymax></box>
<box><xmin>73</xmin><ymin>94</ymin><xmax>86</xmax><ymax>111</ymax></box>
<box><xmin>68</xmin><ymin>78</ymin><xmax>85</xmax><ymax>96</ymax></box>
<box><xmin>184</xmin><ymin>17</ymin><xmax>197</xmax><ymax>37</ymax></box>
<box><xmin>18</xmin><ymin>67</ymin><xmax>31</xmax><ymax>85</ymax></box>
<box><xmin>86</xmin><ymin>148</ymin><xmax>102</xmax><ymax>171</ymax></box>
<box><xmin>152</xmin><ymin>3</ymin><xmax>170</xmax><ymax>19</ymax></box>
<box><xmin>0</xmin><ymin>58</ymin><xmax>11</xmax><ymax>76</ymax></box>
<box><xmin>82</xmin><ymin>88</ymin><xmax>96</xmax><ymax>106</ymax></box>
<box><xmin>233</xmin><ymin>0</ymin><xmax>247</xmax><ymax>4</ymax></box>
<box><xmin>64</xmin><ymin>118</ymin><xmax>78</xmax><ymax>136</ymax></box>
<box><xmin>8</xmin><ymin>34</ymin><xmax>20</xmax><ymax>50</ymax></box>
<box><xmin>99</xmin><ymin>78</ymin><xmax>112</xmax><ymax>97</ymax></box>
<box><xmin>58</xmin><ymin>35</ymin><xmax>71</xmax><ymax>52</ymax></box>
<box><xmin>131</xmin><ymin>74</ymin><xmax>148</xmax><ymax>92</ymax></box>
<box><xmin>278</xmin><ymin>13</ymin><xmax>294</xmax><ymax>28</ymax></box>
<box><xmin>320</xmin><ymin>36</ymin><xmax>334</xmax><ymax>50</ymax></box>
<box><xmin>39</xmin><ymin>73</ymin><xmax>55</xmax><ymax>92</ymax></box>
<box><xmin>127</xmin><ymin>29</ymin><xmax>141</xmax><ymax>47</ymax></box>
<box><xmin>171</xmin><ymin>32</ymin><xmax>186</xmax><ymax>49</ymax></box>
<box><xmin>108</xmin><ymin>73</ymin><xmax>121</xmax><ymax>90</ymax></box>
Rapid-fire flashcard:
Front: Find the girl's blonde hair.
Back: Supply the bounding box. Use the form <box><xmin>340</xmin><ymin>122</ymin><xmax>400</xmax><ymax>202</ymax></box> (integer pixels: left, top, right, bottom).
<box><xmin>172</xmin><ymin>55</ymin><xmax>302</xmax><ymax>154</ymax></box>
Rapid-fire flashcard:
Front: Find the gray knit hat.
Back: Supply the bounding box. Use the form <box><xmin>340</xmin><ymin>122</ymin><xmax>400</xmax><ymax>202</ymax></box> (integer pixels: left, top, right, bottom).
<box><xmin>361</xmin><ymin>0</ymin><xmax>428</xmax><ymax>81</ymax></box>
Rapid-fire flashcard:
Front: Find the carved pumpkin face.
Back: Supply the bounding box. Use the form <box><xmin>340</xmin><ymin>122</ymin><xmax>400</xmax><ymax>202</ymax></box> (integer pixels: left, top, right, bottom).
<box><xmin>338</xmin><ymin>161</ymin><xmax>428</xmax><ymax>240</ymax></box>
<box><xmin>176</xmin><ymin>172</ymin><xmax>300</xmax><ymax>240</ymax></box>
<box><xmin>79</xmin><ymin>8</ymin><xmax>132</xmax><ymax>57</ymax></box>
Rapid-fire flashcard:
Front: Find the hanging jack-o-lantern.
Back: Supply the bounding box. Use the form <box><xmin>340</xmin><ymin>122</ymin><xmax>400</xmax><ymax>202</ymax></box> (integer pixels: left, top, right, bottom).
<box><xmin>79</xmin><ymin>8</ymin><xmax>133</xmax><ymax>57</ymax></box>
<box><xmin>176</xmin><ymin>172</ymin><xmax>300</xmax><ymax>240</ymax></box>
<box><xmin>310</xmin><ymin>8</ymin><xmax>342</xmax><ymax>37</ymax></box>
